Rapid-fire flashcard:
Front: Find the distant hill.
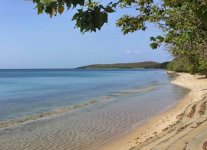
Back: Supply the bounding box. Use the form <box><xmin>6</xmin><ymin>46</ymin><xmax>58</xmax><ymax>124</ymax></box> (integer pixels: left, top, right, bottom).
<box><xmin>77</xmin><ymin>61</ymin><xmax>170</xmax><ymax>69</ymax></box>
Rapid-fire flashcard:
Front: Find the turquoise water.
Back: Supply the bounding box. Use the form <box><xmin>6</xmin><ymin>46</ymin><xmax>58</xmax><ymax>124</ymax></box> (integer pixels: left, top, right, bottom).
<box><xmin>0</xmin><ymin>69</ymin><xmax>173</xmax><ymax>121</ymax></box>
<box><xmin>0</xmin><ymin>69</ymin><xmax>188</xmax><ymax>150</ymax></box>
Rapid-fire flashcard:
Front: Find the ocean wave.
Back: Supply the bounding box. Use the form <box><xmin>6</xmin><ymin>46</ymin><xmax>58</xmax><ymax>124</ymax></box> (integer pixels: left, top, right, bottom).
<box><xmin>0</xmin><ymin>84</ymin><xmax>158</xmax><ymax>130</ymax></box>
<box><xmin>0</xmin><ymin>100</ymin><xmax>97</xmax><ymax>130</ymax></box>
<box><xmin>109</xmin><ymin>85</ymin><xmax>157</xmax><ymax>97</ymax></box>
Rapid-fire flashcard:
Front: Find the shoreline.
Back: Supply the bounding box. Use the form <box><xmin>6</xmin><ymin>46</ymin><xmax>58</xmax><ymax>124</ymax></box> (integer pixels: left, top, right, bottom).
<box><xmin>101</xmin><ymin>72</ymin><xmax>207</xmax><ymax>150</ymax></box>
<box><xmin>0</xmin><ymin>99</ymin><xmax>98</xmax><ymax>130</ymax></box>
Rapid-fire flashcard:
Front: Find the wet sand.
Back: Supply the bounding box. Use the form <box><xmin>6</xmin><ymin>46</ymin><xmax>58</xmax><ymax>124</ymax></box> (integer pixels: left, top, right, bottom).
<box><xmin>0</xmin><ymin>71</ymin><xmax>188</xmax><ymax>150</ymax></box>
<box><xmin>0</xmin><ymin>71</ymin><xmax>200</xmax><ymax>150</ymax></box>
<box><xmin>101</xmin><ymin>72</ymin><xmax>207</xmax><ymax>150</ymax></box>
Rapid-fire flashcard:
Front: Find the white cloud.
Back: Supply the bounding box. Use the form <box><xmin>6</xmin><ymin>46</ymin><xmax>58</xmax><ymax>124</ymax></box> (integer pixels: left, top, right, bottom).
<box><xmin>124</xmin><ymin>50</ymin><xmax>142</xmax><ymax>55</ymax></box>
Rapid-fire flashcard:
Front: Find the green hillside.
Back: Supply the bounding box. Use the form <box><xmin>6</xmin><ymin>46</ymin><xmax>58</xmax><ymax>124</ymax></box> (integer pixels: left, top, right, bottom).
<box><xmin>78</xmin><ymin>61</ymin><xmax>169</xmax><ymax>69</ymax></box>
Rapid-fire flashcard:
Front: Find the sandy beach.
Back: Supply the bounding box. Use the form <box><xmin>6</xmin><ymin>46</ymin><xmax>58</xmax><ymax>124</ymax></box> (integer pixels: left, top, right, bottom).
<box><xmin>101</xmin><ymin>72</ymin><xmax>207</xmax><ymax>150</ymax></box>
<box><xmin>1</xmin><ymin>70</ymin><xmax>189</xmax><ymax>150</ymax></box>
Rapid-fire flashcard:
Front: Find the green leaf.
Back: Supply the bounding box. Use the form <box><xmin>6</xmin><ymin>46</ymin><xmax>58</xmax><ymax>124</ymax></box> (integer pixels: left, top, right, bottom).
<box><xmin>104</xmin><ymin>6</ymin><xmax>115</xmax><ymax>13</ymax></box>
<box><xmin>150</xmin><ymin>42</ymin><xmax>159</xmax><ymax>49</ymax></box>
<box><xmin>58</xmin><ymin>5</ymin><xmax>64</xmax><ymax>14</ymax></box>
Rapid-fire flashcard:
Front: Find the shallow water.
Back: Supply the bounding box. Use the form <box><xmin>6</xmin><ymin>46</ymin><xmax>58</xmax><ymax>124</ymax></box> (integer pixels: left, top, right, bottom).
<box><xmin>0</xmin><ymin>69</ymin><xmax>188</xmax><ymax>150</ymax></box>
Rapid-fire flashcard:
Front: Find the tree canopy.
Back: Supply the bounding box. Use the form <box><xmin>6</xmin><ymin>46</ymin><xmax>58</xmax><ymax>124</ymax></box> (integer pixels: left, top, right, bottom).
<box><xmin>32</xmin><ymin>0</ymin><xmax>118</xmax><ymax>32</ymax></box>
<box><xmin>31</xmin><ymin>0</ymin><xmax>207</xmax><ymax>76</ymax></box>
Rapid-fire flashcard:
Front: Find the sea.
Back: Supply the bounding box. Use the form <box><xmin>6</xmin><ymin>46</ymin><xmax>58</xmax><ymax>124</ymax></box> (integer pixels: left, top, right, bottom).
<box><xmin>0</xmin><ymin>69</ymin><xmax>188</xmax><ymax>150</ymax></box>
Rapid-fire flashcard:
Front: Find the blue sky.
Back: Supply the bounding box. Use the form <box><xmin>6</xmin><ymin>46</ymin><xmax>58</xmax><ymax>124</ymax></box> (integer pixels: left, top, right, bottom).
<box><xmin>0</xmin><ymin>1</ymin><xmax>172</xmax><ymax>69</ymax></box>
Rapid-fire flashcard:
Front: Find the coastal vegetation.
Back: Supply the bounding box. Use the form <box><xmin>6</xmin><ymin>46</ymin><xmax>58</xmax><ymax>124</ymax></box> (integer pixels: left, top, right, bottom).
<box><xmin>31</xmin><ymin>0</ymin><xmax>207</xmax><ymax>76</ymax></box>
<box><xmin>78</xmin><ymin>61</ymin><xmax>169</xmax><ymax>69</ymax></box>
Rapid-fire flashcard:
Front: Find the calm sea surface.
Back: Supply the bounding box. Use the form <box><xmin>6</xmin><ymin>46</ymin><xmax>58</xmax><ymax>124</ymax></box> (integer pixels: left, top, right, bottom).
<box><xmin>0</xmin><ymin>69</ymin><xmax>188</xmax><ymax>150</ymax></box>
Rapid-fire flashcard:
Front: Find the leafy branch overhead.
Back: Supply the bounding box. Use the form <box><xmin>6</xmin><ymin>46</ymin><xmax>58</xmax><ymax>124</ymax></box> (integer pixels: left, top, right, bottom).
<box><xmin>32</xmin><ymin>0</ymin><xmax>117</xmax><ymax>33</ymax></box>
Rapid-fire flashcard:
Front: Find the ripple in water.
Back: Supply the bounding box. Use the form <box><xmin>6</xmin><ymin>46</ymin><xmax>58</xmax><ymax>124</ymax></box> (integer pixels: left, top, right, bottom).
<box><xmin>0</xmin><ymin>80</ymin><xmax>188</xmax><ymax>150</ymax></box>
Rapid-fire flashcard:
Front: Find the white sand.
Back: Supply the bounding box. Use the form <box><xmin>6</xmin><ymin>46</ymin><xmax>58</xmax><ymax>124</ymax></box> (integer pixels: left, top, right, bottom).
<box><xmin>101</xmin><ymin>72</ymin><xmax>207</xmax><ymax>150</ymax></box>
